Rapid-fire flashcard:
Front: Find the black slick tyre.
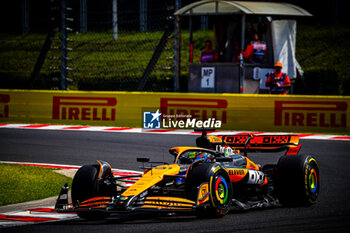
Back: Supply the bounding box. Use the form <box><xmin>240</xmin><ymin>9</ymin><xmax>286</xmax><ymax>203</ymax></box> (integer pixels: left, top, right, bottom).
<box><xmin>276</xmin><ymin>154</ymin><xmax>320</xmax><ymax>206</ymax></box>
<box><xmin>72</xmin><ymin>164</ymin><xmax>109</xmax><ymax>220</ymax></box>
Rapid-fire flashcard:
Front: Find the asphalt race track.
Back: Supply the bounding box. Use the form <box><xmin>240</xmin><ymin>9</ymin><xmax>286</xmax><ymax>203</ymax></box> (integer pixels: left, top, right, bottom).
<box><xmin>0</xmin><ymin>128</ymin><xmax>350</xmax><ymax>232</ymax></box>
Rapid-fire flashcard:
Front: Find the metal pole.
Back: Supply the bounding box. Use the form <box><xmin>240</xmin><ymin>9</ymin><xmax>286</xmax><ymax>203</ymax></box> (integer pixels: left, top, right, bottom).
<box><xmin>30</xmin><ymin>30</ymin><xmax>55</xmax><ymax>88</ymax></box>
<box><xmin>239</xmin><ymin>14</ymin><xmax>246</xmax><ymax>93</ymax></box>
<box><xmin>112</xmin><ymin>0</ymin><xmax>118</xmax><ymax>40</ymax></box>
<box><xmin>189</xmin><ymin>16</ymin><xmax>193</xmax><ymax>64</ymax></box>
<box><xmin>332</xmin><ymin>0</ymin><xmax>339</xmax><ymax>26</ymax></box>
<box><xmin>174</xmin><ymin>16</ymin><xmax>181</xmax><ymax>92</ymax></box>
<box><xmin>80</xmin><ymin>0</ymin><xmax>87</xmax><ymax>33</ymax></box>
<box><xmin>140</xmin><ymin>0</ymin><xmax>147</xmax><ymax>32</ymax></box>
<box><xmin>200</xmin><ymin>16</ymin><xmax>208</xmax><ymax>30</ymax></box>
<box><xmin>60</xmin><ymin>0</ymin><xmax>67</xmax><ymax>90</ymax></box>
<box><xmin>137</xmin><ymin>25</ymin><xmax>174</xmax><ymax>91</ymax></box>
<box><xmin>174</xmin><ymin>0</ymin><xmax>181</xmax><ymax>92</ymax></box>
<box><xmin>22</xmin><ymin>0</ymin><xmax>29</xmax><ymax>33</ymax></box>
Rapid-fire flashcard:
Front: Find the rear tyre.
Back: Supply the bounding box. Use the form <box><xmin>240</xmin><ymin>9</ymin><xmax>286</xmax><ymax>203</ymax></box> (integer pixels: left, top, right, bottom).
<box><xmin>72</xmin><ymin>164</ymin><xmax>110</xmax><ymax>220</ymax></box>
<box><xmin>186</xmin><ymin>163</ymin><xmax>232</xmax><ymax>218</ymax></box>
<box><xmin>276</xmin><ymin>154</ymin><xmax>320</xmax><ymax>206</ymax></box>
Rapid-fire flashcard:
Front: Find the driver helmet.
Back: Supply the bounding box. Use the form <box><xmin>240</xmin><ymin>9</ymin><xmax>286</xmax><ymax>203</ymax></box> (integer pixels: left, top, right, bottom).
<box><xmin>191</xmin><ymin>151</ymin><xmax>211</xmax><ymax>162</ymax></box>
<box><xmin>188</xmin><ymin>151</ymin><xmax>197</xmax><ymax>160</ymax></box>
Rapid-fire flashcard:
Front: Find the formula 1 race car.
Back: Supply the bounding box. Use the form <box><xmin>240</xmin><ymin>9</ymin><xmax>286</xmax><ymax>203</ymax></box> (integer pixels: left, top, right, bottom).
<box><xmin>55</xmin><ymin>130</ymin><xmax>320</xmax><ymax>219</ymax></box>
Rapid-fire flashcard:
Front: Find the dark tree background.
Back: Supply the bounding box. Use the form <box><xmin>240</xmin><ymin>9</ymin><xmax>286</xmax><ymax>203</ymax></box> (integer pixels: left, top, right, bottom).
<box><xmin>0</xmin><ymin>0</ymin><xmax>348</xmax><ymax>34</ymax></box>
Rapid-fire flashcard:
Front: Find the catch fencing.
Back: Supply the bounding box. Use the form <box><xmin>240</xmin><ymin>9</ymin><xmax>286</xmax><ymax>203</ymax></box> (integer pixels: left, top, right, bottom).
<box><xmin>1</xmin><ymin>1</ymin><xmax>348</xmax><ymax>95</ymax></box>
<box><xmin>0</xmin><ymin>0</ymin><xmax>195</xmax><ymax>92</ymax></box>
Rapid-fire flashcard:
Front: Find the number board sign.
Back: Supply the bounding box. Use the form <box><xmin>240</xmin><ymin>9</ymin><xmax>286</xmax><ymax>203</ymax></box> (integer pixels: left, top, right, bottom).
<box><xmin>201</xmin><ymin>67</ymin><xmax>215</xmax><ymax>88</ymax></box>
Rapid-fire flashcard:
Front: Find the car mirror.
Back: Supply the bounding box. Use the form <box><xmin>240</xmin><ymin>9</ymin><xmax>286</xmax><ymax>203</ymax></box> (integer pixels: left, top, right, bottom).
<box><xmin>137</xmin><ymin>157</ymin><xmax>150</xmax><ymax>163</ymax></box>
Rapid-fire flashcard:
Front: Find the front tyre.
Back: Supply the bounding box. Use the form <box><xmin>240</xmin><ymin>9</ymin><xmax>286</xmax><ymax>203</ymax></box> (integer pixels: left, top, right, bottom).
<box><xmin>276</xmin><ymin>154</ymin><xmax>320</xmax><ymax>206</ymax></box>
<box><xmin>72</xmin><ymin>164</ymin><xmax>110</xmax><ymax>220</ymax></box>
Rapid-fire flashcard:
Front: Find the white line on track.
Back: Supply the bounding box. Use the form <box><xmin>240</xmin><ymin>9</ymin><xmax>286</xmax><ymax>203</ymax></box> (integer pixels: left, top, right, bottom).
<box><xmin>0</xmin><ymin>123</ymin><xmax>349</xmax><ymax>141</ymax></box>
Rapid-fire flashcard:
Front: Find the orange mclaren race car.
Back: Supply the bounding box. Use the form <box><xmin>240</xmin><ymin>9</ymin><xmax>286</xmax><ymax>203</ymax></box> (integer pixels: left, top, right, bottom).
<box><xmin>55</xmin><ymin>130</ymin><xmax>320</xmax><ymax>219</ymax></box>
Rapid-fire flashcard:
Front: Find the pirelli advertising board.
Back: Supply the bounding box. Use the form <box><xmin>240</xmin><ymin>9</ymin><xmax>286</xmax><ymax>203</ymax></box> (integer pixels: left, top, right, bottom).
<box><xmin>0</xmin><ymin>89</ymin><xmax>349</xmax><ymax>134</ymax></box>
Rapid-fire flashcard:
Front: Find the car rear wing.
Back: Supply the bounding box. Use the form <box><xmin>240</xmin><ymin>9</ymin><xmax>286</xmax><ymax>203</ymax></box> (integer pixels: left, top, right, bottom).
<box><xmin>195</xmin><ymin>130</ymin><xmax>301</xmax><ymax>154</ymax></box>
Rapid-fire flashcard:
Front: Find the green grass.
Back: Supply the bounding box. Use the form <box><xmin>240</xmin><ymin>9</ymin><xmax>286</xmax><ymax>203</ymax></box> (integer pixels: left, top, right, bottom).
<box><xmin>0</xmin><ymin>163</ymin><xmax>72</xmax><ymax>206</ymax></box>
<box><xmin>296</xmin><ymin>25</ymin><xmax>350</xmax><ymax>80</ymax></box>
<box><xmin>0</xmin><ymin>30</ymin><xmax>213</xmax><ymax>90</ymax></box>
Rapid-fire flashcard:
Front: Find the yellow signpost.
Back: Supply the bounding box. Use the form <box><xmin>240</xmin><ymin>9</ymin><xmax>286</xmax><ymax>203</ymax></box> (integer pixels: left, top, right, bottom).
<box><xmin>1</xmin><ymin>89</ymin><xmax>349</xmax><ymax>134</ymax></box>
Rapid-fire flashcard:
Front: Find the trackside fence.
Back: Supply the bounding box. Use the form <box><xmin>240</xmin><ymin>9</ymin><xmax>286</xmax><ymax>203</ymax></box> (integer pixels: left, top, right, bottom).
<box><xmin>1</xmin><ymin>90</ymin><xmax>349</xmax><ymax>134</ymax></box>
